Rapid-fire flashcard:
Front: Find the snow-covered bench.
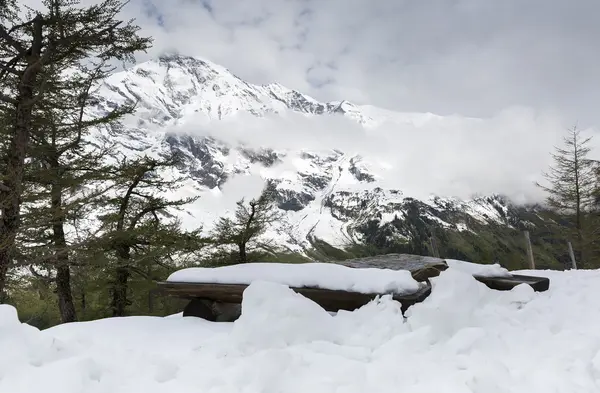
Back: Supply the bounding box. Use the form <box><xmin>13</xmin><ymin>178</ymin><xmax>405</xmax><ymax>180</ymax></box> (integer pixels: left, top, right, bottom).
<box><xmin>158</xmin><ymin>255</ymin><xmax>550</xmax><ymax>322</ymax></box>
<box><xmin>159</xmin><ymin>262</ymin><xmax>432</xmax><ymax>321</ymax></box>
<box><xmin>336</xmin><ymin>254</ymin><xmax>551</xmax><ymax>292</ymax></box>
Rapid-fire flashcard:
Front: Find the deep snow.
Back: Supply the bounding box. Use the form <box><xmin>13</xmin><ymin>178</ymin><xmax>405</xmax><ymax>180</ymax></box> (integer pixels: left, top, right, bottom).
<box><xmin>2</xmin><ymin>266</ymin><xmax>600</xmax><ymax>392</ymax></box>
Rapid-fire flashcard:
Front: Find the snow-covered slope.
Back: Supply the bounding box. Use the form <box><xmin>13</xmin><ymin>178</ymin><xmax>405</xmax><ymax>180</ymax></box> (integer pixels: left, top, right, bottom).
<box><xmin>95</xmin><ymin>54</ymin><xmax>365</xmax><ymax>126</ymax></box>
<box><xmin>88</xmin><ymin>54</ymin><xmax>535</xmax><ymax>254</ymax></box>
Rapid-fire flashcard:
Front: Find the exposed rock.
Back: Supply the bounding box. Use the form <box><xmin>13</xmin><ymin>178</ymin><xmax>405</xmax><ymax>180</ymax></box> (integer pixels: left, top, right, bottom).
<box><xmin>348</xmin><ymin>157</ymin><xmax>375</xmax><ymax>183</ymax></box>
<box><xmin>277</xmin><ymin>190</ymin><xmax>315</xmax><ymax>211</ymax></box>
<box><xmin>240</xmin><ymin>147</ymin><xmax>281</xmax><ymax>167</ymax></box>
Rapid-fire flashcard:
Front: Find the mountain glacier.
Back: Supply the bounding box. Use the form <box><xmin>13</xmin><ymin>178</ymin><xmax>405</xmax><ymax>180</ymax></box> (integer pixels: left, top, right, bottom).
<box><xmin>89</xmin><ymin>54</ymin><xmax>537</xmax><ymax>259</ymax></box>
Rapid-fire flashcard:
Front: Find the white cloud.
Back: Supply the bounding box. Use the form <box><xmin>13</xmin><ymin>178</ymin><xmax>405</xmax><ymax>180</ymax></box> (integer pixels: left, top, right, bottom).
<box><xmin>109</xmin><ymin>0</ymin><xmax>600</xmax><ymax>129</ymax></box>
<box><xmin>171</xmin><ymin>106</ymin><xmax>598</xmax><ymax>203</ymax></box>
<box><xmin>178</xmin><ymin>172</ymin><xmax>269</xmax><ymax>233</ymax></box>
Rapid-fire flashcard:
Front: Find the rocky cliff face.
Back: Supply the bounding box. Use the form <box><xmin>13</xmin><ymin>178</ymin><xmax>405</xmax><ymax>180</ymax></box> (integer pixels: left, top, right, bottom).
<box><xmin>87</xmin><ymin>54</ymin><xmax>546</xmax><ymax>263</ymax></box>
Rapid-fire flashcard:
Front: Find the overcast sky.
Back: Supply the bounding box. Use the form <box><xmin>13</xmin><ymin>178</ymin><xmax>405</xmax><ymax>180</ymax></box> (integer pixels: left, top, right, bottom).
<box><xmin>122</xmin><ymin>0</ymin><xmax>600</xmax><ymax>128</ymax></box>
<box><xmin>18</xmin><ymin>0</ymin><xmax>600</xmax><ymax>126</ymax></box>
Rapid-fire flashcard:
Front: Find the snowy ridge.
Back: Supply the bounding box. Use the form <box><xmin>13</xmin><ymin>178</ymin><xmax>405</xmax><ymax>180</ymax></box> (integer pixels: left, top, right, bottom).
<box><xmin>85</xmin><ymin>54</ymin><xmax>532</xmax><ymax>254</ymax></box>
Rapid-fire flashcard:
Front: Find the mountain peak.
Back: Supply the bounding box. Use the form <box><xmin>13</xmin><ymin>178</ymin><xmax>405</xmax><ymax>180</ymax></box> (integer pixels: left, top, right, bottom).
<box><xmin>97</xmin><ymin>54</ymin><xmax>371</xmax><ymax>127</ymax></box>
<box><xmin>155</xmin><ymin>53</ymin><xmax>237</xmax><ymax>79</ymax></box>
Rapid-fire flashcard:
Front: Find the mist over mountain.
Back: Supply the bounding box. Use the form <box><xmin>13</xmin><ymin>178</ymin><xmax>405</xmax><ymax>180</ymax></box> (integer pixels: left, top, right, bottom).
<box><xmin>87</xmin><ymin>53</ymin><xmax>577</xmax><ymax>266</ymax></box>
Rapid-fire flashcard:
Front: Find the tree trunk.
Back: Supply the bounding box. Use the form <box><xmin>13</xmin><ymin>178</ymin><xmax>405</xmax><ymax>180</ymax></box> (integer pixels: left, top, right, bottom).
<box><xmin>577</xmin><ymin>232</ymin><xmax>585</xmax><ymax>269</ymax></box>
<box><xmin>0</xmin><ymin>81</ymin><xmax>37</xmax><ymax>301</ymax></box>
<box><xmin>111</xmin><ymin>245</ymin><xmax>131</xmax><ymax>317</ymax></box>
<box><xmin>51</xmin><ymin>181</ymin><xmax>77</xmax><ymax>323</ymax></box>
<box><xmin>0</xmin><ymin>120</ymin><xmax>30</xmax><ymax>300</ymax></box>
<box><xmin>111</xmin><ymin>266</ymin><xmax>130</xmax><ymax>317</ymax></box>
<box><xmin>0</xmin><ymin>262</ymin><xmax>8</xmax><ymax>303</ymax></box>
<box><xmin>148</xmin><ymin>289</ymin><xmax>154</xmax><ymax>313</ymax></box>
<box><xmin>238</xmin><ymin>242</ymin><xmax>247</xmax><ymax>263</ymax></box>
<box><xmin>81</xmin><ymin>289</ymin><xmax>86</xmax><ymax>312</ymax></box>
<box><xmin>0</xmin><ymin>18</ymin><xmax>45</xmax><ymax>301</ymax></box>
<box><xmin>56</xmin><ymin>264</ymin><xmax>77</xmax><ymax>323</ymax></box>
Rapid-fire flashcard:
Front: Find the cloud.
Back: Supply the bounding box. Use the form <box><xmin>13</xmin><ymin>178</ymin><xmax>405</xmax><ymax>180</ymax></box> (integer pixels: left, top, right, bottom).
<box><xmin>171</xmin><ymin>106</ymin><xmax>599</xmax><ymax>204</ymax></box>
<box><xmin>217</xmin><ymin>173</ymin><xmax>267</xmax><ymax>206</ymax></box>
<box><xmin>104</xmin><ymin>0</ymin><xmax>600</xmax><ymax>129</ymax></box>
<box><xmin>179</xmin><ymin>173</ymin><xmax>268</xmax><ymax>232</ymax></box>
<box><xmin>14</xmin><ymin>0</ymin><xmax>600</xmax><ymax>125</ymax></box>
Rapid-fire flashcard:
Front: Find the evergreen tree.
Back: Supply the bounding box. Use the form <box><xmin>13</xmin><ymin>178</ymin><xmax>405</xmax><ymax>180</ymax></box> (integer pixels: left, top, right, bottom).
<box><xmin>537</xmin><ymin>125</ymin><xmax>598</xmax><ymax>268</ymax></box>
<box><xmin>0</xmin><ymin>0</ymin><xmax>151</xmax><ymax>306</ymax></box>
<box><xmin>212</xmin><ymin>184</ymin><xmax>282</xmax><ymax>263</ymax></box>
<box><xmin>17</xmin><ymin>68</ymin><xmax>118</xmax><ymax>322</ymax></box>
<box><xmin>89</xmin><ymin>153</ymin><xmax>203</xmax><ymax>317</ymax></box>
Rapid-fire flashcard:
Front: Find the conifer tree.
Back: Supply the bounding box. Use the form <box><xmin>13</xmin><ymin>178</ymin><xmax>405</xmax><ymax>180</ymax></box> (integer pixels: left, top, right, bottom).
<box><xmin>537</xmin><ymin>125</ymin><xmax>598</xmax><ymax>268</ymax></box>
<box><xmin>89</xmin><ymin>153</ymin><xmax>203</xmax><ymax>317</ymax></box>
<box><xmin>212</xmin><ymin>183</ymin><xmax>282</xmax><ymax>263</ymax></box>
<box><xmin>0</xmin><ymin>0</ymin><xmax>151</xmax><ymax>306</ymax></box>
<box><xmin>17</xmin><ymin>68</ymin><xmax>119</xmax><ymax>322</ymax></box>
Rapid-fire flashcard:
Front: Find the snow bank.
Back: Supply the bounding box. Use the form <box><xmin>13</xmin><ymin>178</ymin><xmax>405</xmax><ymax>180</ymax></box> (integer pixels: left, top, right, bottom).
<box><xmin>230</xmin><ymin>281</ymin><xmax>338</xmax><ymax>351</ymax></box>
<box><xmin>0</xmin><ymin>305</ymin><xmax>73</xmax><ymax>387</ymax></box>
<box><xmin>3</xmin><ymin>266</ymin><xmax>600</xmax><ymax>392</ymax></box>
<box><xmin>167</xmin><ymin>262</ymin><xmax>421</xmax><ymax>294</ymax></box>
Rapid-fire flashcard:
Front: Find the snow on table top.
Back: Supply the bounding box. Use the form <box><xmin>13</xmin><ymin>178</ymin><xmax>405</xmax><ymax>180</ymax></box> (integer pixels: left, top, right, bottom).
<box><xmin>445</xmin><ymin>259</ymin><xmax>512</xmax><ymax>277</ymax></box>
<box><xmin>167</xmin><ymin>262</ymin><xmax>421</xmax><ymax>294</ymax></box>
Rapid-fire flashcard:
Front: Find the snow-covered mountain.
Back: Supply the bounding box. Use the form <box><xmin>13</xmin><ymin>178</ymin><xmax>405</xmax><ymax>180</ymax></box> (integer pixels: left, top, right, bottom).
<box><xmin>89</xmin><ymin>54</ymin><xmax>537</xmax><ymax>258</ymax></box>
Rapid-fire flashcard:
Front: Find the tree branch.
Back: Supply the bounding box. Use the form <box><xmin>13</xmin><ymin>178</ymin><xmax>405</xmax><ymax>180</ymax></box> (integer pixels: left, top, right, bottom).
<box><xmin>0</xmin><ymin>58</ymin><xmax>21</xmax><ymax>76</ymax></box>
<box><xmin>0</xmin><ymin>92</ymin><xmax>17</xmax><ymax>105</ymax></box>
<box><xmin>0</xmin><ymin>24</ymin><xmax>27</xmax><ymax>55</ymax></box>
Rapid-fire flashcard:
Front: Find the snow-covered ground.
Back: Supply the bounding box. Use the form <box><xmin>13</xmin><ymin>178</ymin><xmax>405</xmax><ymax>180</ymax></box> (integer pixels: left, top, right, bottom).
<box><xmin>2</xmin><ymin>265</ymin><xmax>600</xmax><ymax>392</ymax></box>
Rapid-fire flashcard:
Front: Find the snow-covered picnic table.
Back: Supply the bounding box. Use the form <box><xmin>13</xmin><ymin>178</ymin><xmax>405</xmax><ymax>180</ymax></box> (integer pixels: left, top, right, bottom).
<box><xmin>158</xmin><ymin>254</ymin><xmax>550</xmax><ymax>321</ymax></box>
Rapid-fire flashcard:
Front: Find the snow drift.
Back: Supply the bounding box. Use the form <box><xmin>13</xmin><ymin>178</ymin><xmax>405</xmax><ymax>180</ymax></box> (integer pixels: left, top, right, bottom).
<box><xmin>2</xmin><ymin>265</ymin><xmax>600</xmax><ymax>392</ymax></box>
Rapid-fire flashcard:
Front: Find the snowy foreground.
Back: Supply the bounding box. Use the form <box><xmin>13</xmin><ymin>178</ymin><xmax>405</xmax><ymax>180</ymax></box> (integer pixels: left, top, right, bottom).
<box><xmin>2</xmin><ymin>267</ymin><xmax>600</xmax><ymax>392</ymax></box>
